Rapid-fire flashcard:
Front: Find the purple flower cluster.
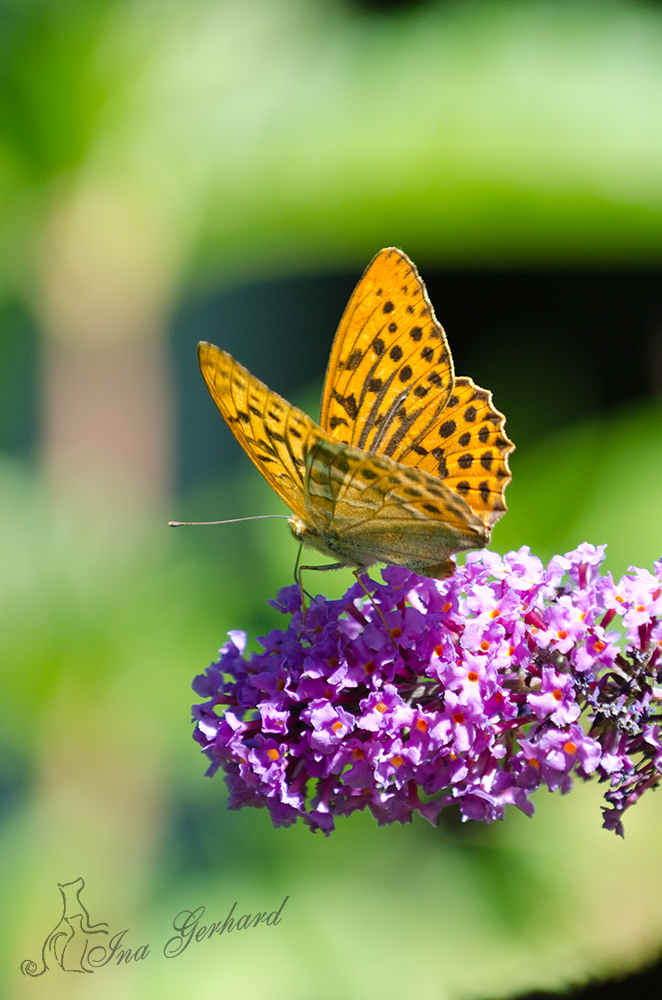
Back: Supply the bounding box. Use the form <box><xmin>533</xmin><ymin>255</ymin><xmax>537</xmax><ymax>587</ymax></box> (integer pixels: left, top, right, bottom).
<box><xmin>191</xmin><ymin>544</ymin><xmax>662</xmax><ymax>837</ymax></box>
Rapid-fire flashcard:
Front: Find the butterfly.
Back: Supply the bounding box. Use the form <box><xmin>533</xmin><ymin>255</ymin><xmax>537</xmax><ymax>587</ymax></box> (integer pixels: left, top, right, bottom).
<box><xmin>198</xmin><ymin>247</ymin><xmax>513</xmax><ymax>582</ymax></box>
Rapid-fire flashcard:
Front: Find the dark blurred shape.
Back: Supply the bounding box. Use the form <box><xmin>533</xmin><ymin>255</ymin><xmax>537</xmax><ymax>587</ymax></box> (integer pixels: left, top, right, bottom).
<box><xmin>423</xmin><ymin>269</ymin><xmax>662</xmax><ymax>452</ymax></box>
<box><xmin>0</xmin><ymin>743</ymin><xmax>32</xmax><ymax>820</ymax></box>
<box><xmin>645</xmin><ymin>305</ymin><xmax>662</xmax><ymax>397</ymax></box>
<box><xmin>164</xmin><ymin>787</ymin><xmax>269</xmax><ymax>881</ymax></box>
<box><xmin>505</xmin><ymin>949</ymin><xmax>662</xmax><ymax>1000</ymax></box>
<box><xmin>173</xmin><ymin>268</ymin><xmax>662</xmax><ymax>494</ymax></box>
<box><xmin>0</xmin><ymin>298</ymin><xmax>38</xmax><ymax>456</ymax></box>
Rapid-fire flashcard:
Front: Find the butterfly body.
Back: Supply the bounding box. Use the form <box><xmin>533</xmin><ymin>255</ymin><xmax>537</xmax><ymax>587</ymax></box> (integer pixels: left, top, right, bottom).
<box><xmin>198</xmin><ymin>248</ymin><xmax>513</xmax><ymax>580</ymax></box>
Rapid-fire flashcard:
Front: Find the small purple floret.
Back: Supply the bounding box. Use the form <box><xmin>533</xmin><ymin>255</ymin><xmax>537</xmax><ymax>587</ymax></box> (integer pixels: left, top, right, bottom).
<box><xmin>191</xmin><ymin>545</ymin><xmax>662</xmax><ymax>836</ymax></box>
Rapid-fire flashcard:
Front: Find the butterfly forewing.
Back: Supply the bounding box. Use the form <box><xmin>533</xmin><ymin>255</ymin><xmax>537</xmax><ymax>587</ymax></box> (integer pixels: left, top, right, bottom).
<box><xmin>198</xmin><ymin>342</ymin><xmax>321</xmax><ymax>522</ymax></box>
<box><xmin>320</xmin><ymin>248</ymin><xmax>455</xmax><ymax>455</ymax></box>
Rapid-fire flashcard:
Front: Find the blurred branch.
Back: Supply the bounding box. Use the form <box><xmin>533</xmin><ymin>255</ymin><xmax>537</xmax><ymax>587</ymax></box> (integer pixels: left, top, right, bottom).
<box><xmin>37</xmin><ymin>182</ymin><xmax>177</xmax><ymax>503</ymax></box>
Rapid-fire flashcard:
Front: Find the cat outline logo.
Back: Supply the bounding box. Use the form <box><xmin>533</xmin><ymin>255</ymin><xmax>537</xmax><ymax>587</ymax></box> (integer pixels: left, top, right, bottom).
<box><xmin>21</xmin><ymin>877</ymin><xmax>109</xmax><ymax>976</ymax></box>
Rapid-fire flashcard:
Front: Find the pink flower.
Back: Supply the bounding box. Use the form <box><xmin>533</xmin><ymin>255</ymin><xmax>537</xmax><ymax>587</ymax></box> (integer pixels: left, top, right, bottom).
<box><xmin>192</xmin><ymin>544</ymin><xmax>662</xmax><ymax>837</ymax></box>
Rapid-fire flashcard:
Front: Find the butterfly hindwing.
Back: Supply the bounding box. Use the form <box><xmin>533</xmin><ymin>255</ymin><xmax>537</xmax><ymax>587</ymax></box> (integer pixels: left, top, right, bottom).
<box><xmin>391</xmin><ymin>376</ymin><xmax>514</xmax><ymax>526</ymax></box>
<box><xmin>302</xmin><ymin>438</ymin><xmax>488</xmax><ymax>571</ymax></box>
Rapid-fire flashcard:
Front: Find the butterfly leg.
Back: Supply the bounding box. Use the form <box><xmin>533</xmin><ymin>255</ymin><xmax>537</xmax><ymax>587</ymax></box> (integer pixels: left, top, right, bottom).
<box><xmin>295</xmin><ymin>554</ymin><xmax>347</xmax><ymax>621</ymax></box>
<box><xmin>351</xmin><ymin>570</ymin><xmax>398</xmax><ymax>647</ymax></box>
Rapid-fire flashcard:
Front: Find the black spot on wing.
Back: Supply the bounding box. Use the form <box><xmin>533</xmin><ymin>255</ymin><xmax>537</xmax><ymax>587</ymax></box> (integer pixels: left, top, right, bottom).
<box><xmin>431</xmin><ymin>447</ymin><xmax>448</xmax><ymax>478</ymax></box>
<box><xmin>332</xmin><ymin>390</ymin><xmax>358</xmax><ymax>420</ymax></box>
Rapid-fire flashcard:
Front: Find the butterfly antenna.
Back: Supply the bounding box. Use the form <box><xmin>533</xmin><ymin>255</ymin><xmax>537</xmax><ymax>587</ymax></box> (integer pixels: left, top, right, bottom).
<box><xmin>168</xmin><ymin>515</ymin><xmax>290</xmax><ymax>527</ymax></box>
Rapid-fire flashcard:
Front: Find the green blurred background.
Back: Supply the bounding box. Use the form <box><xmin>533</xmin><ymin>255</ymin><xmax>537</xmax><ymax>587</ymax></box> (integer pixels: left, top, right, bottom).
<box><xmin>3</xmin><ymin>0</ymin><xmax>662</xmax><ymax>997</ymax></box>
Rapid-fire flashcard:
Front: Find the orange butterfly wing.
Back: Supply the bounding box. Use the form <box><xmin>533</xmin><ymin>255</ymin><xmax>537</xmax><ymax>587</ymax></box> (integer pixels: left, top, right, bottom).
<box><xmin>320</xmin><ymin>248</ymin><xmax>454</xmax><ymax>455</ymax></box>
<box><xmin>198</xmin><ymin>342</ymin><xmax>321</xmax><ymax>523</ymax></box>
<box><xmin>320</xmin><ymin>248</ymin><xmax>513</xmax><ymax>526</ymax></box>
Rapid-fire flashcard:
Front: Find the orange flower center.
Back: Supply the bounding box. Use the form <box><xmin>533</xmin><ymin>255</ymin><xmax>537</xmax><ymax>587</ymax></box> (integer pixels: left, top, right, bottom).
<box><xmin>452</xmin><ymin>712</ymin><xmax>465</xmax><ymax>724</ymax></box>
<box><xmin>467</xmin><ymin>671</ymin><xmax>479</xmax><ymax>683</ymax></box>
<box><xmin>557</xmin><ymin>630</ymin><xmax>568</xmax><ymax>640</ymax></box>
<box><xmin>553</xmin><ymin>689</ymin><xmax>563</xmax><ymax>701</ymax></box>
<box><xmin>391</xmin><ymin>756</ymin><xmax>404</xmax><ymax>768</ymax></box>
<box><xmin>267</xmin><ymin>748</ymin><xmax>280</xmax><ymax>761</ymax></box>
<box><xmin>376</xmin><ymin>701</ymin><xmax>388</xmax><ymax>714</ymax></box>
<box><xmin>415</xmin><ymin>718</ymin><xmax>428</xmax><ymax>732</ymax></box>
<box><xmin>564</xmin><ymin>741</ymin><xmax>577</xmax><ymax>755</ymax></box>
